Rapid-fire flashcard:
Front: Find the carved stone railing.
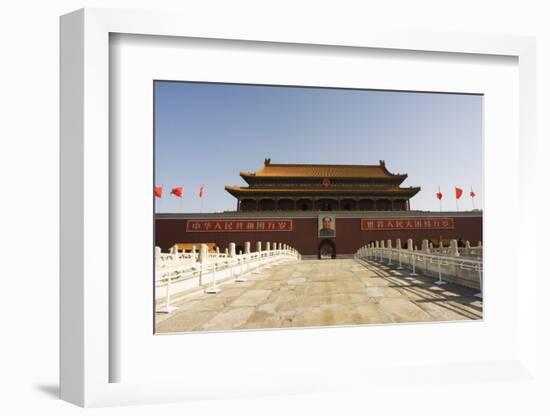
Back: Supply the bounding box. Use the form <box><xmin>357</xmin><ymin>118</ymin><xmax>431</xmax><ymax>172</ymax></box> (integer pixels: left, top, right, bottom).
<box><xmin>355</xmin><ymin>238</ymin><xmax>482</xmax><ymax>296</ymax></box>
<box><xmin>155</xmin><ymin>242</ymin><xmax>301</xmax><ymax>313</ymax></box>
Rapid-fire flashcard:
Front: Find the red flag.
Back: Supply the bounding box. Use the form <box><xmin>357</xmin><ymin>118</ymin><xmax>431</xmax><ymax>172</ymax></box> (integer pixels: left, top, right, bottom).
<box><xmin>455</xmin><ymin>187</ymin><xmax>463</xmax><ymax>199</ymax></box>
<box><xmin>154</xmin><ymin>186</ymin><xmax>163</xmax><ymax>198</ymax></box>
<box><xmin>199</xmin><ymin>185</ymin><xmax>205</xmax><ymax>198</ymax></box>
<box><xmin>436</xmin><ymin>191</ymin><xmax>443</xmax><ymax>200</ymax></box>
<box><xmin>170</xmin><ymin>186</ymin><xmax>184</xmax><ymax>198</ymax></box>
<box><xmin>470</xmin><ymin>189</ymin><xmax>476</xmax><ymax>198</ymax></box>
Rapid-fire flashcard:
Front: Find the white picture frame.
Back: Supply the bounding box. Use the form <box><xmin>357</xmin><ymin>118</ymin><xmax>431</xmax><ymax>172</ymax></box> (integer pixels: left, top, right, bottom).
<box><xmin>60</xmin><ymin>8</ymin><xmax>537</xmax><ymax>407</ymax></box>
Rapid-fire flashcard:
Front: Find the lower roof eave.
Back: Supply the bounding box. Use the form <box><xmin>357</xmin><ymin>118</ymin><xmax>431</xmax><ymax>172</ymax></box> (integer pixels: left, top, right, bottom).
<box><xmin>155</xmin><ymin>210</ymin><xmax>482</xmax><ymax>220</ymax></box>
<box><xmin>225</xmin><ymin>190</ymin><xmax>421</xmax><ymax>199</ymax></box>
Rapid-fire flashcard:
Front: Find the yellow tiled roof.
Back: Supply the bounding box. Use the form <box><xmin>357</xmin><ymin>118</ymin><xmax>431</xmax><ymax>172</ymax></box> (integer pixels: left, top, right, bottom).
<box><xmin>241</xmin><ymin>160</ymin><xmax>404</xmax><ymax>178</ymax></box>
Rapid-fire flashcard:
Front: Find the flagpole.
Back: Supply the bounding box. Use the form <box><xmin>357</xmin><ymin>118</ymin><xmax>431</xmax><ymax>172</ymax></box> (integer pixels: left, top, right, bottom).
<box><xmin>199</xmin><ymin>185</ymin><xmax>205</xmax><ymax>213</ymax></box>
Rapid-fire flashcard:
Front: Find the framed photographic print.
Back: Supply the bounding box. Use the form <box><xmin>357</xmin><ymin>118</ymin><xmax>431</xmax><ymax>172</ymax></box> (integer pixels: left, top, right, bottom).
<box><xmin>152</xmin><ymin>78</ymin><xmax>483</xmax><ymax>335</ymax></box>
<box><xmin>60</xmin><ymin>8</ymin><xmax>537</xmax><ymax>408</ymax></box>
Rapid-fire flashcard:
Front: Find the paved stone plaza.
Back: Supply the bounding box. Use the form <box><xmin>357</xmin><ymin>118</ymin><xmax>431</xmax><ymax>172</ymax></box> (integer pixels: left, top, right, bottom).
<box><xmin>155</xmin><ymin>258</ymin><xmax>483</xmax><ymax>333</ymax></box>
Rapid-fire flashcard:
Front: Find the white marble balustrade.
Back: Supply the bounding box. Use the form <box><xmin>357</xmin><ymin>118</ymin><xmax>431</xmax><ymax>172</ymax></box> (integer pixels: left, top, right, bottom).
<box><xmin>155</xmin><ymin>242</ymin><xmax>301</xmax><ymax>313</ymax></box>
<box><xmin>355</xmin><ymin>238</ymin><xmax>482</xmax><ymax>295</ymax></box>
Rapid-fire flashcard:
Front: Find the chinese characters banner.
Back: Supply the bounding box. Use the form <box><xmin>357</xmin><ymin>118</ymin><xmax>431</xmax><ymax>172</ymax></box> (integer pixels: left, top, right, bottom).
<box><xmin>361</xmin><ymin>218</ymin><xmax>454</xmax><ymax>231</ymax></box>
<box><xmin>186</xmin><ymin>220</ymin><xmax>293</xmax><ymax>232</ymax></box>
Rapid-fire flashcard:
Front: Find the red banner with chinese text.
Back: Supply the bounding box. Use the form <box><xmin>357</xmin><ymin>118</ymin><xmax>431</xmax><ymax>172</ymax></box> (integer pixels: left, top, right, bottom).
<box><xmin>186</xmin><ymin>219</ymin><xmax>293</xmax><ymax>232</ymax></box>
<box><xmin>361</xmin><ymin>218</ymin><xmax>454</xmax><ymax>231</ymax></box>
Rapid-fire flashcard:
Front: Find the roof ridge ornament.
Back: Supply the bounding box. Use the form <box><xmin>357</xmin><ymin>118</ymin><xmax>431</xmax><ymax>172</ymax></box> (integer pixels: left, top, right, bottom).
<box><xmin>264</xmin><ymin>158</ymin><xmax>271</xmax><ymax>165</ymax></box>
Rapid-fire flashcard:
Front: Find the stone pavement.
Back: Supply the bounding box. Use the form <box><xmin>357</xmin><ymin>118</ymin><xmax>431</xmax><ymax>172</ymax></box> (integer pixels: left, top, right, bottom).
<box><xmin>155</xmin><ymin>258</ymin><xmax>482</xmax><ymax>333</ymax></box>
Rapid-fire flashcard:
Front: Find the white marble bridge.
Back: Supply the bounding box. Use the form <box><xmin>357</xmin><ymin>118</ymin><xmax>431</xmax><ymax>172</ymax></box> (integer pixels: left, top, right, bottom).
<box><xmin>155</xmin><ymin>238</ymin><xmax>483</xmax><ymax>333</ymax></box>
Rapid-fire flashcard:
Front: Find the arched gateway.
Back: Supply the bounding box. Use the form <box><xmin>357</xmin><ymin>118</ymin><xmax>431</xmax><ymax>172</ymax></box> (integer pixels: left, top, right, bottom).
<box><xmin>318</xmin><ymin>239</ymin><xmax>336</xmax><ymax>259</ymax></box>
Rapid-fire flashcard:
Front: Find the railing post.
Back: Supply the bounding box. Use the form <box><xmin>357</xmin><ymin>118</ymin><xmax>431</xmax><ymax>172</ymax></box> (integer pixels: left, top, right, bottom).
<box><xmin>409</xmin><ymin>244</ymin><xmax>418</xmax><ymax>277</ymax></box>
<box><xmin>198</xmin><ymin>243</ymin><xmax>208</xmax><ymax>286</ymax></box>
<box><xmin>156</xmin><ymin>247</ymin><xmax>178</xmax><ymax>314</ymax></box>
<box><xmin>157</xmin><ymin>271</ymin><xmax>178</xmax><ymax>313</ymax></box>
<box><xmin>435</xmin><ymin>256</ymin><xmax>447</xmax><ymax>285</ymax></box>
<box><xmin>265</xmin><ymin>241</ymin><xmax>273</xmax><ymax>268</ymax></box>
<box><xmin>396</xmin><ymin>239</ymin><xmax>403</xmax><ymax>269</ymax></box>
<box><xmin>253</xmin><ymin>241</ymin><xmax>263</xmax><ymax>274</ymax></box>
<box><xmin>474</xmin><ymin>264</ymin><xmax>483</xmax><ymax>298</ymax></box>
<box><xmin>155</xmin><ymin>246</ymin><xmax>161</xmax><ymax>265</ymax></box>
<box><xmin>387</xmin><ymin>239</ymin><xmax>392</xmax><ymax>265</ymax></box>
<box><xmin>450</xmin><ymin>239</ymin><xmax>460</xmax><ymax>257</ymax></box>
<box><xmin>422</xmin><ymin>239</ymin><xmax>429</xmax><ymax>253</ymax></box>
<box><xmin>236</xmin><ymin>242</ymin><xmax>250</xmax><ymax>283</ymax></box>
<box><xmin>204</xmin><ymin>244</ymin><xmax>221</xmax><ymax>294</ymax></box>
<box><xmin>421</xmin><ymin>240</ymin><xmax>430</xmax><ymax>273</ymax></box>
<box><xmin>228</xmin><ymin>242</ymin><xmax>236</xmax><ymax>280</ymax></box>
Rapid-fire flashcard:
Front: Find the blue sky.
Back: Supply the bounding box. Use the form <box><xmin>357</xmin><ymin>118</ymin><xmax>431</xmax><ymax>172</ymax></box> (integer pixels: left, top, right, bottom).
<box><xmin>154</xmin><ymin>81</ymin><xmax>482</xmax><ymax>213</ymax></box>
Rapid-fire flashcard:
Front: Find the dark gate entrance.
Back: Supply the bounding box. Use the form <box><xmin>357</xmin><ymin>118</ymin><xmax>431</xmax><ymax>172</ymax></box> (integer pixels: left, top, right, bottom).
<box><xmin>318</xmin><ymin>239</ymin><xmax>336</xmax><ymax>259</ymax></box>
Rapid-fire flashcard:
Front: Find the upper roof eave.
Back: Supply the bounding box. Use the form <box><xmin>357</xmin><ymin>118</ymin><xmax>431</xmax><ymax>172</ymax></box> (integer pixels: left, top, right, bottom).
<box><xmin>224</xmin><ymin>185</ymin><xmax>421</xmax><ymax>197</ymax></box>
<box><xmin>240</xmin><ymin>172</ymin><xmax>408</xmax><ymax>179</ymax></box>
